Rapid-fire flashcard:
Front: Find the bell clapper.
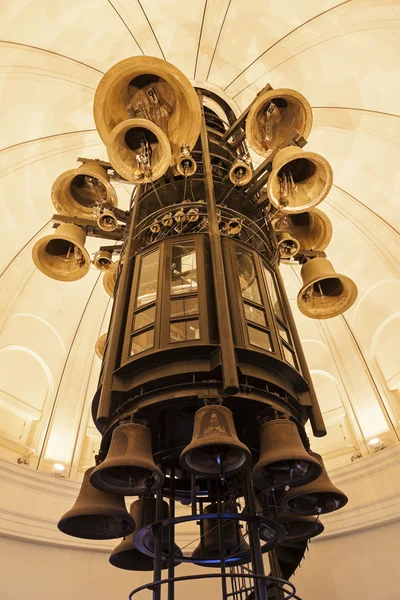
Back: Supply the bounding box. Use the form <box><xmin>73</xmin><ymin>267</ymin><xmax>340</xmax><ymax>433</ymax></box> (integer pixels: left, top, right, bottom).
<box><xmin>135</xmin><ymin>130</ymin><xmax>153</xmax><ymax>179</ymax></box>
<box><xmin>262</xmin><ymin>101</ymin><xmax>276</xmax><ymax>146</ymax></box>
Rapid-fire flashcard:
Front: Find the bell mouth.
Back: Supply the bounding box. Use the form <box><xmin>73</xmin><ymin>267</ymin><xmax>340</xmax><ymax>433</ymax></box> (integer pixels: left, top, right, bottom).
<box><xmin>306</xmin><ymin>277</ymin><xmax>343</xmax><ymax>298</ymax></box>
<box><xmin>253</xmin><ymin>458</ymin><xmax>318</xmax><ymax>490</ymax></box>
<box><xmin>59</xmin><ymin>514</ymin><xmax>133</xmax><ymax>540</ymax></box>
<box><xmin>127</xmin><ymin>74</ymin><xmax>176</xmax><ymax>127</ymax></box>
<box><xmin>287</xmin><ymin>492</ymin><xmax>343</xmax><ymax>515</ymax></box>
<box><xmin>41</xmin><ymin>238</ymin><xmax>87</xmax><ymax>277</ymax></box>
<box><xmin>183</xmin><ymin>443</ymin><xmax>249</xmax><ymax>477</ymax></box>
<box><xmin>70</xmin><ymin>174</ymin><xmax>107</xmax><ymax>209</ymax></box>
<box><xmin>93</xmin><ymin>466</ymin><xmax>160</xmax><ymax>493</ymax></box>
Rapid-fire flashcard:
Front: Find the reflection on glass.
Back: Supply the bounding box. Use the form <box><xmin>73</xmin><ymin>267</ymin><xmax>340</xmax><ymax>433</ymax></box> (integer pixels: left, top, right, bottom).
<box><xmin>283</xmin><ymin>344</ymin><xmax>297</xmax><ymax>369</ymax></box>
<box><xmin>235</xmin><ymin>248</ymin><xmax>262</xmax><ymax>304</ymax></box>
<box><xmin>171</xmin><ymin>297</ymin><xmax>199</xmax><ymax>318</ymax></box>
<box><xmin>263</xmin><ymin>266</ymin><xmax>284</xmax><ymax>321</ymax></box>
<box><xmin>244</xmin><ymin>303</ymin><xmax>266</xmax><ymax>327</ymax></box>
<box><xmin>130</xmin><ymin>328</ymin><xmax>154</xmax><ymax>355</ymax></box>
<box><xmin>133</xmin><ymin>306</ymin><xmax>156</xmax><ymax>331</ymax></box>
<box><xmin>170</xmin><ymin>319</ymin><xmax>200</xmax><ymax>343</ymax></box>
<box><xmin>277</xmin><ymin>321</ymin><xmax>290</xmax><ymax>344</ymax></box>
<box><xmin>171</xmin><ymin>242</ymin><xmax>197</xmax><ymax>295</ymax></box>
<box><xmin>248</xmin><ymin>326</ymin><xmax>272</xmax><ymax>351</ymax></box>
<box><xmin>136</xmin><ymin>250</ymin><xmax>160</xmax><ymax>308</ymax></box>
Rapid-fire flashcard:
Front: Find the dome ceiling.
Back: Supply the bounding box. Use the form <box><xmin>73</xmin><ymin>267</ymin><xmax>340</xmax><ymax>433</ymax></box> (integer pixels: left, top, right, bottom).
<box><xmin>1</xmin><ymin>0</ymin><xmax>400</xmax><ymax>478</ymax></box>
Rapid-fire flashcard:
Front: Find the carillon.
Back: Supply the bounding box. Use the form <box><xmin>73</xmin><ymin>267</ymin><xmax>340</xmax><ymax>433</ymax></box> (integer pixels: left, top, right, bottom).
<box><xmin>33</xmin><ymin>55</ymin><xmax>355</xmax><ymax>599</ymax></box>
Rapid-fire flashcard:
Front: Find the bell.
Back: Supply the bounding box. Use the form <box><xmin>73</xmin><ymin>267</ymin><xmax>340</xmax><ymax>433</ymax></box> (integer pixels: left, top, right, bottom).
<box><xmin>150</xmin><ymin>219</ymin><xmax>161</xmax><ymax>233</ymax></box>
<box><xmin>58</xmin><ymin>467</ymin><xmax>135</xmax><ymax>540</ymax></box>
<box><xmin>226</xmin><ymin>218</ymin><xmax>243</xmax><ymax>236</ymax></box>
<box><xmin>229</xmin><ymin>160</ymin><xmax>252</xmax><ymax>186</ymax></box>
<box><xmin>103</xmin><ymin>260</ymin><xmax>119</xmax><ymax>297</ymax></box>
<box><xmin>297</xmin><ymin>257</ymin><xmax>358</xmax><ymax>319</ymax></box>
<box><xmin>107</xmin><ymin>118</ymin><xmax>171</xmax><ymax>183</ymax></box>
<box><xmin>278</xmin><ymin>511</ymin><xmax>324</xmax><ymax>542</ymax></box>
<box><xmin>192</xmin><ymin>503</ymin><xmax>250</xmax><ymax>565</ymax></box>
<box><xmin>51</xmin><ymin>163</ymin><xmax>118</xmax><ymax>219</ymax></box>
<box><xmin>180</xmin><ymin>405</ymin><xmax>251</xmax><ymax>477</ymax></box>
<box><xmin>277</xmin><ymin>232</ymin><xmax>300</xmax><ymax>258</ymax></box>
<box><xmin>187</xmin><ymin>207</ymin><xmax>200</xmax><ymax>222</ymax></box>
<box><xmin>281</xmin><ymin>451</ymin><xmax>348</xmax><ymax>515</ymax></box>
<box><xmin>174</xmin><ymin>208</ymin><xmax>186</xmax><ymax>223</ymax></box>
<box><xmin>32</xmin><ymin>223</ymin><xmax>90</xmax><ymax>282</ymax></box>
<box><xmin>95</xmin><ymin>333</ymin><xmax>107</xmax><ymax>359</ymax></box>
<box><xmin>252</xmin><ymin>420</ymin><xmax>322</xmax><ymax>490</ymax></box>
<box><xmin>93</xmin><ymin>56</ymin><xmax>201</xmax><ymax>165</ymax></box>
<box><xmin>110</xmin><ymin>498</ymin><xmax>181</xmax><ymax>570</ymax></box>
<box><xmin>266</xmin><ymin>146</ymin><xmax>333</xmax><ymax>213</ymax></box>
<box><xmin>93</xmin><ymin>250</ymin><xmax>113</xmax><ymax>271</ymax></box>
<box><xmin>273</xmin><ymin>208</ymin><xmax>332</xmax><ymax>251</ymax></box>
<box><xmin>161</xmin><ymin>212</ymin><xmax>174</xmax><ymax>228</ymax></box>
<box><xmin>97</xmin><ymin>209</ymin><xmax>119</xmax><ymax>232</ymax></box>
<box><xmin>177</xmin><ymin>144</ymin><xmax>197</xmax><ymax>177</ymax></box>
<box><xmin>246</xmin><ymin>88</ymin><xmax>312</xmax><ymax>156</ymax></box>
<box><xmin>90</xmin><ymin>423</ymin><xmax>164</xmax><ymax>495</ymax></box>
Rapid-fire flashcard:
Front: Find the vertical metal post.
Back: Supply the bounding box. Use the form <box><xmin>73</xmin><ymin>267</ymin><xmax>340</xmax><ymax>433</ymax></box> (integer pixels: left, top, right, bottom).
<box><xmin>243</xmin><ymin>469</ymin><xmax>268</xmax><ymax>600</ymax></box>
<box><xmin>168</xmin><ymin>468</ymin><xmax>176</xmax><ymax>600</ymax></box>
<box><xmin>198</xmin><ymin>91</ymin><xmax>239</xmax><ymax>395</ymax></box>
<box><xmin>274</xmin><ymin>265</ymin><xmax>326</xmax><ymax>437</ymax></box>
<box><xmin>96</xmin><ymin>185</ymin><xmax>142</xmax><ymax>423</ymax></box>
<box><xmin>152</xmin><ymin>486</ymin><xmax>164</xmax><ymax>600</ymax></box>
<box><xmin>216</xmin><ymin>483</ymin><xmax>228</xmax><ymax>600</ymax></box>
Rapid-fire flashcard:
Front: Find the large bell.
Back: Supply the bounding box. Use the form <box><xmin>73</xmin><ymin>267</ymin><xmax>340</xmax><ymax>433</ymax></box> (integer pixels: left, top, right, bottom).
<box><xmin>180</xmin><ymin>405</ymin><xmax>251</xmax><ymax>477</ymax></box>
<box><xmin>278</xmin><ymin>511</ymin><xmax>324</xmax><ymax>542</ymax></box>
<box><xmin>110</xmin><ymin>498</ymin><xmax>181</xmax><ymax>570</ymax></box>
<box><xmin>266</xmin><ymin>146</ymin><xmax>333</xmax><ymax>213</ymax></box>
<box><xmin>58</xmin><ymin>467</ymin><xmax>135</xmax><ymax>540</ymax></box>
<box><xmin>281</xmin><ymin>451</ymin><xmax>348</xmax><ymax>515</ymax></box>
<box><xmin>51</xmin><ymin>163</ymin><xmax>118</xmax><ymax>219</ymax></box>
<box><xmin>93</xmin><ymin>56</ymin><xmax>201</xmax><ymax>165</ymax></box>
<box><xmin>90</xmin><ymin>423</ymin><xmax>164</xmax><ymax>495</ymax></box>
<box><xmin>273</xmin><ymin>208</ymin><xmax>332</xmax><ymax>251</ymax></box>
<box><xmin>246</xmin><ymin>88</ymin><xmax>313</xmax><ymax>156</ymax></box>
<box><xmin>107</xmin><ymin>118</ymin><xmax>171</xmax><ymax>183</ymax></box>
<box><xmin>32</xmin><ymin>223</ymin><xmax>90</xmax><ymax>282</ymax></box>
<box><xmin>297</xmin><ymin>257</ymin><xmax>358</xmax><ymax>319</ymax></box>
<box><xmin>192</xmin><ymin>503</ymin><xmax>250</xmax><ymax>565</ymax></box>
<box><xmin>95</xmin><ymin>333</ymin><xmax>107</xmax><ymax>359</ymax></box>
<box><xmin>252</xmin><ymin>419</ymin><xmax>322</xmax><ymax>490</ymax></box>
<box><xmin>103</xmin><ymin>260</ymin><xmax>119</xmax><ymax>297</ymax></box>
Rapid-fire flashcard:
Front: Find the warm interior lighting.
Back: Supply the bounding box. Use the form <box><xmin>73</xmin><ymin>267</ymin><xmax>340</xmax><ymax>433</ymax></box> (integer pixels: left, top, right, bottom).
<box><xmin>53</xmin><ymin>463</ymin><xmax>65</xmax><ymax>475</ymax></box>
<box><xmin>368</xmin><ymin>437</ymin><xmax>384</xmax><ymax>451</ymax></box>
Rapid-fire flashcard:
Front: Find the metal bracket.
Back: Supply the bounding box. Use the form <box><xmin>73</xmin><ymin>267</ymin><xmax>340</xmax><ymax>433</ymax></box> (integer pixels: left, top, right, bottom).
<box><xmin>51</xmin><ymin>214</ymin><xmax>125</xmax><ymax>241</ymax></box>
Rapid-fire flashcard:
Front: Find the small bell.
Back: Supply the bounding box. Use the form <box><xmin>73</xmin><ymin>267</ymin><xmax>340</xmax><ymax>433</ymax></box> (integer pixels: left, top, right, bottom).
<box><xmin>180</xmin><ymin>405</ymin><xmax>251</xmax><ymax>477</ymax></box>
<box><xmin>229</xmin><ymin>160</ymin><xmax>252</xmax><ymax>186</ymax></box>
<box><xmin>95</xmin><ymin>333</ymin><xmax>107</xmax><ymax>359</ymax></box>
<box><xmin>277</xmin><ymin>232</ymin><xmax>300</xmax><ymax>258</ymax></box>
<box><xmin>97</xmin><ymin>209</ymin><xmax>118</xmax><ymax>232</ymax></box>
<box><xmin>93</xmin><ymin>250</ymin><xmax>113</xmax><ymax>271</ymax></box>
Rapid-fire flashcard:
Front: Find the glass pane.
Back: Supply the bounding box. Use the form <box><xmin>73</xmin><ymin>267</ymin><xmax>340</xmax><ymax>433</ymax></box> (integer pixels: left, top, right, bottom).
<box><xmin>170</xmin><ymin>319</ymin><xmax>200</xmax><ymax>343</ymax></box>
<box><xmin>248</xmin><ymin>325</ymin><xmax>272</xmax><ymax>351</ymax></box>
<box><xmin>277</xmin><ymin>321</ymin><xmax>290</xmax><ymax>344</ymax></box>
<box><xmin>171</xmin><ymin>296</ymin><xmax>199</xmax><ymax>318</ymax></box>
<box><xmin>171</xmin><ymin>241</ymin><xmax>197</xmax><ymax>295</ymax></box>
<box><xmin>130</xmin><ymin>328</ymin><xmax>154</xmax><ymax>356</ymax></box>
<box><xmin>136</xmin><ymin>250</ymin><xmax>160</xmax><ymax>308</ymax></box>
<box><xmin>244</xmin><ymin>303</ymin><xmax>266</xmax><ymax>327</ymax></box>
<box><xmin>133</xmin><ymin>305</ymin><xmax>156</xmax><ymax>331</ymax></box>
<box><xmin>283</xmin><ymin>344</ymin><xmax>298</xmax><ymax>369</ymax></box>
<box><xmin>235</xmin><ymin>248</ymin><xmax>262</xmax><ymax>304</ymax></box>
<box><xmin>263</xmin><ymin>266</ymin><xmax>284</xmax><ymax>321</ymax></box>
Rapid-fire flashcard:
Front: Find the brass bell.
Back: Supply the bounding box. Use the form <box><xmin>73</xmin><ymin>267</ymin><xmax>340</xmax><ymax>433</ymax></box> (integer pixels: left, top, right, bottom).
<box><xmin>97</xmin><ymin>209</ymin><xmax>119</xmax><ymax>232</ymax></box>
<box><xmin>252</xmin><ymin>419</ymin><xmax>322</xmax><ymax>490</ymax></box>
<box><xmin>103</xmin><ymin>260</ymin><xmax>119</xmax><ymax>297</ymax></box>
<box><xmin>174</xmin><ymin>208</ymin><xmax>186</xmax><ymax>223</ymax></box>
<box><xmin>277</xmin><ymin>232</ymin><xmax>300</xmax><ymax>258</ymax></box>
<box><xmin>58</xmin><ymin>467</ymin><xmax>135</xmax><ymax>540</ymax></box>
<box><xmin>150</xmin><ymin>219</ymin><xmax>161</xmax><ymax>233</ymax></box>
<box><xmin>95</xmin><ymin>333</ymin><xmax>107</xmax><ymax>359</ymax></box>
<box><xmin>281</xmin><ymin>451</ymin><xmax>348</xmax><ymax>515</ymax></box>
<box><xmin>93</xmin><ymin>56</ymin><xmax>201</xmax><ymax>165</ymax></box>
<box><xmin>229</xmin><ymin>160</ymin><xmax>252</xmax><ymax>186</ymax></box>
<box><xmin>266</xmin><ymin>146</ymin><xmax>333</xmax><ymax>213</ymax></box>
<box><xmin>32</xmin><ymin>223</ymin><xmax>90</xmax><ymax>282</ymax></box>
<box><xmin>51</xmin><ymin>163</ymin><xmax>118</xmax><ymax>219</ymax></box>
<box><xmin>246</xmin><ymin>88</ymin><xmax>313</xmax><ymax>156</ymax></box>
<box><xmin>107</xmin><ymin>118</ymin><xmax>171</xmax><ymax>183</ymax></box>
<box><xmin>180</xmin><ymin>405</ymin><xmax>251</xmax><ymax>477</ymax></box>
<box><xmin>177</xmin><ymin>144</ymin><xmax>197</xmax><ymax>177</ymax></box>
<box><xmin>278</xmin><ymin>511</ymin><xmax>324</xmax><ymax>542</ymax></box>
<box><xmin>226</xmin><ymin>218</ymin><xmax>243</xmax><ymax>236</ymax></box>
<box><xmin>161</xmin><ymin>212</ymin><xmax>174</xmax><ymax>228</ymax></box>
<box><xmin>297</xmin><ymin>257</ymin><xmax>358</xmax><ymax>319</ymax></box>
<box><xmin>192</xmin><ymin>503</ymin><xmax>250</xmax><ymax>564</ymax></box>
<box><xmin>90</xmin><ymin>423</ymin><xmax>164</xmax><ymax>495</ymax></box>
<box><xmin>273</xmin><ymin>208</ymin><xmax>332</xmax><ymax>251</ymax></box>
<box><xmin>187</xmin><ymin>207</ymin><xmax>200</xmax><ymax>222</ymax></box>
<box><xmin>110</xmin><ymin>498</ymin><xmax>181</xmax><ymax>570</ymax></box>
<box><xmin>93</xmin><ymin>250</ymin><xmax>113</xmax><ymax>271</ymax></box>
